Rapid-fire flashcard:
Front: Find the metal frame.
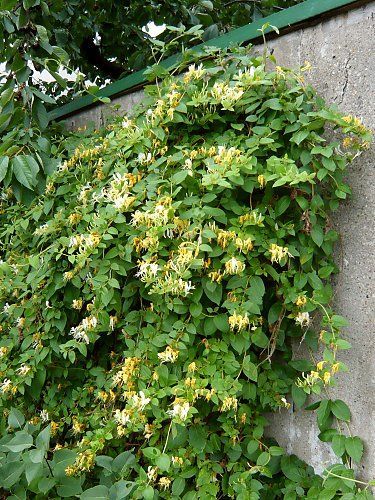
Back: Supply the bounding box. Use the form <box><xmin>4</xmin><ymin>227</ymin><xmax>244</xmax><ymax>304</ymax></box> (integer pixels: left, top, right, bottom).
<box><xmin>50</xmin><ymin>0</ymin><xmax>367</xmax><ymax>121</ymax></box>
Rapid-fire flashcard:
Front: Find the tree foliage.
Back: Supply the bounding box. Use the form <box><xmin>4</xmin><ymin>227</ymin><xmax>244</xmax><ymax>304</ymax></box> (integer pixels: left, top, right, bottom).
<box><xmin>0</xmin><ymin>45</ymin><xmax>372</xmax><ymax>498</ymax></box>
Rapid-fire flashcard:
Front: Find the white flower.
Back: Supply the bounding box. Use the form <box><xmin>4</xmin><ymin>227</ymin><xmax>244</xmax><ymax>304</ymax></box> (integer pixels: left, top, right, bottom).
<box><xmin>132</xmin><ymin>391</ymin><xmax>151</xmax><ymax>411</ymax></box>
<box><xmin>147</xmin><ymin>466</ymin><xmax>158</xmax><ymax>482</ymax></box>
<box><xmin>138</xmin><ymin>152</ymin><xmax>152</xmax><ymax>164</ymax></box>
<box><xmin>167</xmin><ymin>401</ymin><xmax>190</xmax><ymax>421</ymax></box>
<box><xmin>225</xmin><ymin>257</ymin><xmax>245</xmax><ymax>274</ymax></box>
<box><xmin>109</xmin><ymin>316</ymin><xmax>117</xmax><ymax>331</ymax></box>
<box><xmin>114</xmin><ymin>409</ymin><xmax>131</xmax><ymax>426</ymax></box>
<box><xmin>70</xmin><ymin>326</ymin><xmax>90</xmax><ymax>344</ymax></box>
<box><xmin>3</xmin><ymin>303</ymin><xmax>10</xmax><ymax>314</ymax></box>
<box><xmin>15</xmin><ymin>317</ymin><xmax>25</xmax><ymax>328</ymax></box>
<box><xmin>17</xmin><ymin>364</ymin><xmax>31</xmax><ymax>376</ymax></box>
<box><xmin>122</xmin><ymin>117</ymin><xmax>132</xmax><ymax>128</ymax></box>
<box><xmin>295</xmin><ymin>312</ymin><xmax>310</xmax><ymax>328</ymax></box>
<box><xmin>40</xmin><ymin>410</ymin><xmax>49</xmax><ymax>422</ymax></box>
<box><xmin>136</xmin><ymin>261</ymin><xmax>159</xmax><ymax>281</ymax></box>
<box><xmin>183</xmin><ymin>281</ymin><xmax>195</xmax><ymax>295</ymax></box>
<box><xmin>0</xmin><ymin>379</ymin><xmax>12</xmax><ymax>393</ymax></box>
<box><xmin>158</xmin><ymin>346</ymin><xmax>179</xmax><ymax>363</ymax></box>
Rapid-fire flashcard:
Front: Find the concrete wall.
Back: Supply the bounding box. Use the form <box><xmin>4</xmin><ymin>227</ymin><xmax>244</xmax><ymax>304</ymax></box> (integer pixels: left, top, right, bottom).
<box><xmin>63</xmin><ymin>2</ymin><xmax>375</xmax><ymax>480</ymax></box>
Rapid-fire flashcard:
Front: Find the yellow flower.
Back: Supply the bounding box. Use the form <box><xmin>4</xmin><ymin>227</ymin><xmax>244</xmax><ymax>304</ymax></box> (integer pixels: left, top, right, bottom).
<box><xmin>65</xmin><ymin>465</ymin><xmax>76</xmax><ymax>476</ymax></box>
<box><xmin>220</xmin><ymin>396</ymin><xmax>238</xmax><ymax>412</ymax></box>
<box><xmin>225</xmin><ymin>257</ymin><xmax>245</xmax><ymax>275</ymax></box>
<box><xmin>72</xmin><ymin>418</ymin><xmax>86</xmax><ymax>434</ymax></box>
<box><xmin>331</xmin><ymin>363</ymin><xmax>340</xmax><ymax>374</ymax></box>
<box><xmin>51</xmin><ymin>421</ymin><xmax>59</xmax><ymax>436</ymax></box>
<box><xmin>158</xmin><ymin>346</ymin><xmax>179</xmax><ymax>363</ymax></box>
<box><xmin>228</xmin><ymin>311</ymin><xmax>249</xmax><ymax>332</ymax></box>
<box><xmin>72</xmin><ymin>299</ymin><xmax>83</xmax><ymax>310</ymax></box>
<box><xmin>317</xmin><ymin>361</ymin><xmax>325</xmax><ymax>371</ymax></box>
<box><xmin>172</xmin><ymin>456</ymin><xmax>184</xmax><ymax>466</ymax></box>
<box><xmin>258</xmin><ymin>174</ymin><xmax>266</xmax><ymax>188</ymax></box>
<box><xmin>0</xmin><ymin>347</ymin><xmax>8</xmax><ymax>358</ymax></box>
<box><xmin>185</xmin><ymin>377</ymin><xmax>196</xmax><ymax>388</ymax></box>
<box><xmin>208</xmin><ymin>270</ymin><xmax>224</xmax><ymax>283</ymax></box>
<box><xmin>159</xmin><ymin>477</ymin><xmax>171</xmax><ymax>490</ymax></box>
<box><xmin>187</xmin><ymin>362</ymin><xmax>197</xmax><ymax>373</ymax></box>
<box><xmin>295</xmin><ymin>295</ymin><xmax>307</xmax><ymax>307</ymax></box>
<box><xmin>269</xmin><ymin>244</ymin><xmax>291</xmax><ymax>264</ymax></box>
<box><xmin>323</xmin><ymin>371</ymin><xmax>331</xmax><ymax>384</ymax></box>
<box><xmin>144</xmin><ymin>423</ymin><xmax>154</xmax><ymax>439</ymax></box>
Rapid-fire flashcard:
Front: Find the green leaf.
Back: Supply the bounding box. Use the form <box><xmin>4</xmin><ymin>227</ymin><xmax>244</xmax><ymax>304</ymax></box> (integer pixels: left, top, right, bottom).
<box><xmin>331</xmin><ymin>315</ymin><xmax>349</xmax><ymax>328</ymax></box>
<box><xmin>0</xmin><ymin>0</ymin><xmax>17</xmax><ymax>9</ymax></box>
<box><xmin>311</xmin><ymin>225</ymin><xmax>324</xmax><ymax>247</ymax></box>
<box><xmin>172</xmin><ymin>477</ymin><xmax>185</xmax><ymax>496</ymax></box>
<box><xmin>25</xmin><ymin>461</ymin><xmax>43</xmax><ymax>484</ymax></box>
<box><xmin>51</xmin><ymin>449</ymin><xmax>77</xmax><ymax>478</ymax></box>
<box><xmin>57</xmin><ymin>477</ymin><xmax>83</xmax><ymax>497</ymax></box>
<box><xmin>12</xmin><ymin>155</ymin><xmax>39</xmax><ymax>189</ymax></box>
<box><xmin>246</xmin><ymin>440</ymin><xmax>258</xmax><ymax>455</ymax></box>
<box><xmin>293</xmin><ymin>129</ymin><xmax>310</xmax><ymax>145</ymax></box>
<box><xmin>34</xmin><ymin>99</ymin><xmax>49</xmax><ymax>129</ymax></box>
<box><xmin>189</xmin><ymin>302</ymin><xmax>202</xmax><ymax>318</ymax></box>
<box><xmin>189</xmin><ymin>426</ymin><xmax>206</xmax><ymax>452</ymax></box>
<box><xmin>36</xmin><ymin>24</ymin><xmax>49</xmax><ymax>43</ymax></box>
<box><xmin>203</xmin><ymin>280</ymin><xmax>222</xmax><ymax>305</ymax></box>
<box><xmin>263</xmin><ymin>98</ymin><xmax>282</xmax><ymax>110</ymax></box>
<box><xmin>345</xmin><ymin>436</ymin><xmax>363</xmax><ymax>463</ymax></box>
<box><xmin>268</xmin><ymin>302</ymin><xmax>282</xmax><ymax>324</ymax></box>
<box><xmin>8</xmin><ymin>407</ymin><xmax>25</xmax><ymax>429</ymax></box>
<box><xmin>0</xmin><ymin>462</ymin><xmax>24</xmax><ymax>488</ymax></box>
<box><xmin>256</xmin><ymin>451</ymin><xmax>270</xmax><ymax>466</ymax></box>
<box><xmin>4</xmin><ymin>430</ymin><xmax>33</xmax><ymax>452</ymax></box>
<box><xmin>269</xmin><ymin>446</ymin><xmax>284</xmax><ymax>456</ymax></box>
<box><xmin>0</xmin><ymin>155</ymin><xmax>9</xmax><ymax>182</ymax></box>
<box><xmin>331</xmin><ymin>400</ymin><xmax>350</xmax><ymax>422</ymax></box>
<box><xmin>213</xmin><ymin>313</ymin><xmax>229</xmax><ymax>333</ymax></box>
<box><xmin>275</xmin><ymin>195</ymin><xmax>291</xmax><ymax>216</ymax></box>
<box><xmin>331</xmin><ymin>434</ymin><xmax>346</xmax><ymax>457</ymax></box>
<box><xmin>291</xmin><ymin>385</ymin><xmax>307</xmax><ymax>409</ymax></box>
<box><xmin>243</xmin><ymin>356</ymin><xmax>257</xmax><ymax>381</ymax></box>
<box><xmin>251</xmin><ymin>329</ymin><xmax>269</xmax><ymax>348</ymax></box>
<box><xmin>280</xmin><ymin>455</ymin><xmax>303</xmax><ymax>482</ymax></box>
<box><xmin>36</xmin><ymin>425</ymin><xmax>51</xmax><ymax>450</ymax></box>
<box><xmin>81</xmin><ymin>485</ymin><xmax>109</xmax><ymax>499</ymax></box>
<box><xmin>317</xmin><ymin>400</ymin><xmax>331</xmax><ymax>430</ymax></box>
<box><xmin>106</xmin><ymin>453</ymin><xmax>131</xmax><ymax>476</ymax></box>
<box><xmin>29</xmin><ymin>448</ymin><xmax>45</xmax><ymax>463</ymax></box>
<box><xmin>38</xmin><ymin>477</ymin><xmax>56</xmax><ymax>494</ymax></box>
<box><xmin>142</xmin><ymin>486</ymin><xmax>154</xmax><ymax>500</ymax></box>
<box><xmin>155</xmin><ymin>453</ymin><xmax>170</xmax><ymax>472</ymax></box>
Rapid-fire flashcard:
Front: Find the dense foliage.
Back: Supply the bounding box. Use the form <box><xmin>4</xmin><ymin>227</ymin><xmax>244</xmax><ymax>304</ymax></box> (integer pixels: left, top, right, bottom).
<box><xmin>0</xmin><ymin>0</ymin><xmax>302</xmax><ymax>201</ymax></box>
<box><xmin>0</xmin><ymin>46</ymin><xmax>372</xmax><ymax>498</ymax></box>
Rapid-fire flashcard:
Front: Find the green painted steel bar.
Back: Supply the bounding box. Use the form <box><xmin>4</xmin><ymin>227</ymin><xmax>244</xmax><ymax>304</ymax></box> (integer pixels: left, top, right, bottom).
<box><xmin>50</xmin><ymin>0</ymin><xmax>362</xmax><ymax>121</ymax></box>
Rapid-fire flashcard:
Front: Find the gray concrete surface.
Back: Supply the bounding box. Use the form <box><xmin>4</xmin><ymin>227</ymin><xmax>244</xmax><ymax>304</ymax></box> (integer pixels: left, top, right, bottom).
<box><xmin>63</xmin><ymin>2</ymin><xmax>375</xmax><ymax>480</ymax></box>
<box><xmin>266</xmin><ymin>2</ymin><xmax>375</xmax><ymax>480</ymax></box>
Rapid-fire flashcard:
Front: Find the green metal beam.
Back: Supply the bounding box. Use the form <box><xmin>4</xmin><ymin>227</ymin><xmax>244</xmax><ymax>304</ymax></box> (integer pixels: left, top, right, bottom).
<box><xmin>50</xmin><ymin>0</ymin><xmax>364</xmax><ymax>121</ymax></box>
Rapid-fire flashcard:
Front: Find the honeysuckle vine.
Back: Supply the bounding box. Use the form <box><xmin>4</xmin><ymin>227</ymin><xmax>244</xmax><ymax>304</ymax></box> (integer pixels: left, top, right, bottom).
<box><xmin>0</xmin><ymin>45</ymin><xmax>373</xmax><ymax>498</ymax></box>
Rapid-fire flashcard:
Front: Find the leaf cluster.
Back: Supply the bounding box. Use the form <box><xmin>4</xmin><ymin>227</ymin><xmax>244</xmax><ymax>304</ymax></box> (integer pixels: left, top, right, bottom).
<box><xmin>0</xmin><ymin>46</ymin><xmax>372</xmax><ymax>498</ymax></box>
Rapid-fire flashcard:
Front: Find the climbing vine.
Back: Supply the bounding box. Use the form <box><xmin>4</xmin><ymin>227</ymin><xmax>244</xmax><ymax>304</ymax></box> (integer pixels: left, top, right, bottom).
<box><xmin>0</xmin><ymin>45</ymin><xmax>372</xmax><ymax>498</ymax></box>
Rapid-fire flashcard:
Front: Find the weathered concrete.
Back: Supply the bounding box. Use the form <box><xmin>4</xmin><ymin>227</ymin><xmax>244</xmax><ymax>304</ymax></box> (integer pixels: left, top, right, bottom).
<box><xmin>63</xmin><ymin>2</ymin><xmax>375</xmax><ymax>479</ymax></box>
<box><xmin>65</xmin><ymin>89</ymin><xmax>145</xmax><ymax>131</ymax></box>
<box><xmin>265</xmin><ymin>2</ymin><xmax>375</xmax><ymax>480</ymax></box>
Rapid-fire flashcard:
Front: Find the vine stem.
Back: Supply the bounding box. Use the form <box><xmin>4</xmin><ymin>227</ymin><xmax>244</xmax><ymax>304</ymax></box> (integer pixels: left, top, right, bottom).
<box><xmin>163</xmin><ymin>422</ymin><xmax>172</xmax><ymax>453</ymax></box>
<box><xmin>323</xmin><ymin>468</ymin><xmax>371</xmax><ymax>487</ymax></box>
